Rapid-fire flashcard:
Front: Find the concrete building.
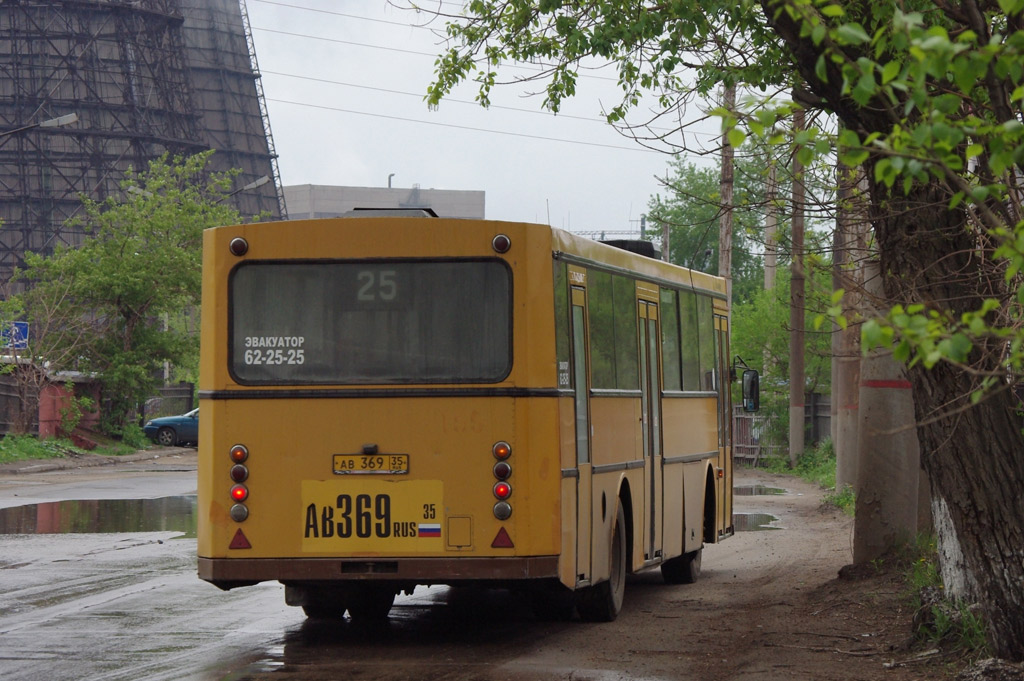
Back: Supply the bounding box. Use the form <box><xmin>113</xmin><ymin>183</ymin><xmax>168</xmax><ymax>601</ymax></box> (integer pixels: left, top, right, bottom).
<box><xmin>284</xmin><ymin>185</ymin><xmax>485</xmax><ymax>220</ymax></box>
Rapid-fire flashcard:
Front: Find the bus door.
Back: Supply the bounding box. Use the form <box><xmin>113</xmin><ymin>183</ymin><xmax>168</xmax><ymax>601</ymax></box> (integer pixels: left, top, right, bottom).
<box><xmin>638</xmin><ymin>300</ymin><xmax>663</xmax><ymax>560</ymax></box>
<box><xmin>571</xmin><ymin>286</ymin><xmax>592</xmax><ymax>583</ymax></box>
<box><xmin>715</xmin><ymin>314</ymin><xmax>733</xmax><ymax>536</ymax></box>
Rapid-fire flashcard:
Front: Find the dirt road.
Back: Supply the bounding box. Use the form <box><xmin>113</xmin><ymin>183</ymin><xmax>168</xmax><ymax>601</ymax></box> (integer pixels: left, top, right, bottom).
<box><xmin>0</xmin><ymin>452</ymin><xmax>940</xmax><ymax>681</ymax></box>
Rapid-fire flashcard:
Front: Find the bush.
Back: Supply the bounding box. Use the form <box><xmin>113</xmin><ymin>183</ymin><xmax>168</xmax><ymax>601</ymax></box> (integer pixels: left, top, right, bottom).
<box><xmin>119</xmin><ymin>423</ymin><xmax>148</xmax><ymax>450</ymax></box>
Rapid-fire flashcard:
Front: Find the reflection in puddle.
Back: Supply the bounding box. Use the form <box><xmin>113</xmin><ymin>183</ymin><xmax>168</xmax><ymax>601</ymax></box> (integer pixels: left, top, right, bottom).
<box><xmin>734</xmin><ymin>485</ymin><xmax>788</xmax><ymax>496</ymax></box>
<box><xmin>734</xmin><ymin>512</ymin><xmax>782</xmax><ymax>532</ymax></box>
<box><xmin>0</xmin><ymin>496</ymin><xmax>197</xmax><ymax>536</ymax></box>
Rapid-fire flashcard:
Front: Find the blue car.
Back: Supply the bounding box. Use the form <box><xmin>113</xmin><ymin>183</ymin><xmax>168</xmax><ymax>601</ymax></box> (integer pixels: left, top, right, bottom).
<box><xmin>143</xmin><ymin>408</ymin><xmax>199</xmax><ymax>447</ymax></box>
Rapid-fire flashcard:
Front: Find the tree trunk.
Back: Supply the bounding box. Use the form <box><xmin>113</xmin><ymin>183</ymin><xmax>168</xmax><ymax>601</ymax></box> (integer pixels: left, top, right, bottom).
<box><xmin>872</xmin><ymin>183</ymin><xmax>1024</xmax><ymax>661</ymax></box>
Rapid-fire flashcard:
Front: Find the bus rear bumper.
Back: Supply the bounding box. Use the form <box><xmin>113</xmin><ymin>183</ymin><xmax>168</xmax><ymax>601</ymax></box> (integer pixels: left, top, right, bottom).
<box><xmin>198</xmin><ymin>556</ymin><xmax>560</xmax><ymax>589</ymax></box>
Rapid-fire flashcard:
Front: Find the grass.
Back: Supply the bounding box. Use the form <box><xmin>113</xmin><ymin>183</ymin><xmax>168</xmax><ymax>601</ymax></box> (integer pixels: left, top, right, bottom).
<box><xmin>899</xmin><ymin>534</ymin><xmax>991</xmax><ymax>658</ymax></box>
<box><xmin>759</xmin><ymin>438</ymin><xmax>856</xmax><ymax>515</ymax></box>
<box><xmin>0</xmin><ymin>433</ymin><xmax>142</xmax><ymax>465</ymax></box>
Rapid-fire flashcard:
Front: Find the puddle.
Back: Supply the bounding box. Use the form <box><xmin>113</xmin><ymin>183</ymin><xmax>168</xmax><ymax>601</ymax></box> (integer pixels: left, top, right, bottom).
<box><xmin>0</xmin><ymin>495</ymin><xmax>197</xmax><ymax>537</ymax></box>
<box><xmin>734</xmin><ymin>512</ymin><xmax>782</xmax><ymax>532</ymax></box>
<box><xmin>734</xmin><ymin>485</ymin><xmax>788</xmax><ymax>496</ymax></box>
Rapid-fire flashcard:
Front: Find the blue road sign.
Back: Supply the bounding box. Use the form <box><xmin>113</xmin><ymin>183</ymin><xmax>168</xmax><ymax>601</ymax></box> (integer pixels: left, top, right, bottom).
<box><xmin>2</xmin><ymin>321</ymin><xmax>29</xmax><ymax>350</ymax></box>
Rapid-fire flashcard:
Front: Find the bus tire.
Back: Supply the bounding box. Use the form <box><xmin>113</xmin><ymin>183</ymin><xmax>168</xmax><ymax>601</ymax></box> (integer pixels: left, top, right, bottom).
<box><xmin>346</xmin><ymin>586</ymin><xmax>396</xmax><ymax>622</ymax></box>
<box><xmin>576</xmin><ymin>504</ymin><xmax>626</xmax><ymax>622</ymax></box>
<box><xmin>661</xmin><ymin>546</ymin><xmax>702</xmax><ymax>585</ymax></box>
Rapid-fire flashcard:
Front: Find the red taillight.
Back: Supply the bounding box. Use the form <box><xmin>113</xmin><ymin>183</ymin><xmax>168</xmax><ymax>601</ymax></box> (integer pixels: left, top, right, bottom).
<box><xmin>231</xmin><ymin>484</ymin><xmax>248</xmax><ymax>502</ymax></box>
<box><xmin>230</xmin><ymin>444</ymin><xmax>248</xmax><ymax>463</ymax></box>
<box><xmin>493</xmin><ymin>441</ymin><xmax>511</xmax><ymax>460</ymax></box>
<box><xmin>493</xmin><ymin>481</ymin><xmax>512</xmax><ymax>500</ymax></box>
<box><xmin>229</xmin><ymin>237</ymin><xmax>248</xmax><ymax>256</ymax></box>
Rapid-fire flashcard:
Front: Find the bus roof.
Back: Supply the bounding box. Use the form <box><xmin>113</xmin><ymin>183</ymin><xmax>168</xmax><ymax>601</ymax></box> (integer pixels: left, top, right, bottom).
<box><xmin>549</xmin><ymin>226</ymin><xmax>727</xmax><ymax>301</ymax></box>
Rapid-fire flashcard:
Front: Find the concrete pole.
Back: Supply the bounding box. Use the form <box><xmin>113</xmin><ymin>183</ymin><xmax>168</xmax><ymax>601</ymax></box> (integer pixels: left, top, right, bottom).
<box><xmin>853</xmin><ymin>259</ymin><xmax>923</xmax><ymax>563</ymax></box>
<box><xmin>764</xmin><ymin>163</ymin><xmax>778</xmax><ymax>291</ymax></box>
<box><xmin>788</xmin><ymin>107</ymin><xmax>806</xmax><ymax>466</ymax></box>
<box><xmin>833</xmin><ymin>163</ymin><xmax>864</xmax><ymax>490</ymax></box>
<box><xmin>719</xmin><ymin>83</ymin><xmax>735</xmax><ymax>306</ymax></box>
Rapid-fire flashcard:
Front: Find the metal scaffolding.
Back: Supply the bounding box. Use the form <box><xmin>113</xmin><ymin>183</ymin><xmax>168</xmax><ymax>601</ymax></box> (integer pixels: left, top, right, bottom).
<box><xmin>0</xmin><ymin>0</ymin><xmax>283</xmax><ymax>283</ymax></box>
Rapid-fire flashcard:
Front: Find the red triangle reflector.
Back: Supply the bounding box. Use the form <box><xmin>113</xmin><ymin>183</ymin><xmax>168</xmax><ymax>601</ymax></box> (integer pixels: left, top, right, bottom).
<box><xmin>229</xmin><ymin>529</ymin><xmax>252</xmax><ymax>550</ymax></box>
<box><xmin>491</xmin><ymin>527</ymin><xmax>514</xmax><ymax>548</ymax></box>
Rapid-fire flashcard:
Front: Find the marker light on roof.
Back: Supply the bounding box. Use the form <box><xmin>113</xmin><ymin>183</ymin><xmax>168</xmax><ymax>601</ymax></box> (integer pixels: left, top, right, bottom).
<box><xmin>229</xmin><ymin>237</ymin><xmax>248</xmax><ymax>256</ymax></box>
<box><xmin>492</xmin><ymin>234</ymin><xmax>511</xmax><ymax>253</ymax></box>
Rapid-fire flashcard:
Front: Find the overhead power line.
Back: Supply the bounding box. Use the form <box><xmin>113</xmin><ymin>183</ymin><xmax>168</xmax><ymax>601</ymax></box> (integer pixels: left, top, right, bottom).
<box><xmin>266</xmin><ymin>98</ymin><xmax>662</xmax><ymax>153</ymax></box>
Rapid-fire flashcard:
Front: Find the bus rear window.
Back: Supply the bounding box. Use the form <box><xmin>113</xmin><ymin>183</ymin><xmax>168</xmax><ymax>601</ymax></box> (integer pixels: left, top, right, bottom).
<box><xmin>230</xmin><ymin>260</ymin><xmax>512</xmax><ymax>384</ymax></box>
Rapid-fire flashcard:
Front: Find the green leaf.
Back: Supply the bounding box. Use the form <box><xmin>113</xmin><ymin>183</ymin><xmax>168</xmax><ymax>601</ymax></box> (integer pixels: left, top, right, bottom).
<box><xmin>836</xmin><ymin>23</ymin><xmax>871</xmax><ymax>45</ymax></box>
<box><xmin>881</xmin><ymin>60</ymin><xmax>901</xmax><ymax>84</ymax></box>
<box><xmin>727</xmin><ymin>127</ymin><xmax>747</xmax><ymax>148</ymax></box>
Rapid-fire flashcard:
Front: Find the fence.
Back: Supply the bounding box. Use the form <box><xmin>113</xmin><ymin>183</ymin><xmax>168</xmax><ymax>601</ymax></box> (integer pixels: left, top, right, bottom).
<box><xmin>733</xmin><ymin>392</ymin><xmax>831</xmax><ymax>466</ymax></box>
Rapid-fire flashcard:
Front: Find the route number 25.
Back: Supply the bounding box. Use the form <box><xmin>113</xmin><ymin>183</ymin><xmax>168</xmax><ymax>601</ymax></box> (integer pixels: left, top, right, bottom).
<box><xmin>357</xmin><ymin>270</ymin><xmax>397</xmax><ymax>301</ymax></box>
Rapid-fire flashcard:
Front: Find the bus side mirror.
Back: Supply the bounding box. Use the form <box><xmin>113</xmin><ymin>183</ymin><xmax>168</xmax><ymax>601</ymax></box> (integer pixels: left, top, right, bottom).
<box><xmin>742</xmin><ymin>369</ymin><xmax>760</xmax><ymax>412</ymax></box>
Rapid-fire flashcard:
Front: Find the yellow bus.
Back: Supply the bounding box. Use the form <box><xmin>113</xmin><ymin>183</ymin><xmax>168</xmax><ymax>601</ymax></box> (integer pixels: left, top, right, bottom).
<box><xmin>197</xmin><ymin>214</ymin><xmax>758</xmax><ymax>622</ymax></box>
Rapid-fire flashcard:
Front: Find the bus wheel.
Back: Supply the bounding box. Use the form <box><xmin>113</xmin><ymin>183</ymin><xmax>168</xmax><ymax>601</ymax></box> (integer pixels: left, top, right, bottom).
<box><xmin>347</xmin><ymin>586</ymin><xmax>396</xmax><ymax>622</ymax></box>
<box><xmin>661</xmin><ymin>546</ymin><xmax>702</xmax><ymax>585</ymax></box>
<box><xmin>576</xmin><ymin>504</ymin><xmax>626</xmax><ymax>622</ymax></box>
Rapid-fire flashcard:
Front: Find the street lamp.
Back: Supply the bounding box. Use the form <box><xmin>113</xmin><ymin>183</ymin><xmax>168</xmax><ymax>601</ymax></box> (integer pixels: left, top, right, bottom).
<box><xmin>1</xmin><ymin>112</ymin><xmax>78</xmax><ymax>137</ymax></box>
<box><xmin>225</xmin><ymin>175</ymin><xmax>270</xmax><ymax>200</ymax></box>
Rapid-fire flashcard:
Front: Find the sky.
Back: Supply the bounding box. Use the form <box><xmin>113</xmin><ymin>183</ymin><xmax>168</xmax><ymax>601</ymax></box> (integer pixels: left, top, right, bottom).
<box><xmin>244</xmin><ymin>0</ymin><xmax>721</xmax><ymax>237</ymax></box>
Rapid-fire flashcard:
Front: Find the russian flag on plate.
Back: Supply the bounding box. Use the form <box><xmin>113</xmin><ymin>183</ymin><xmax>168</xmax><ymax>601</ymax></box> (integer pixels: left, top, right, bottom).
<box><xmin>418</xmin><ymin>523</ymin><xmax>441</xmax><ymax>537</ymax></box>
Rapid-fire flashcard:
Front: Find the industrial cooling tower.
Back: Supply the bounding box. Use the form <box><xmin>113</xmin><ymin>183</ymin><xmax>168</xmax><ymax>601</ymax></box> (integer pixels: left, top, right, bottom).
<box><xmin>0</xmin><ymin>0</ymin><xmax>285</xmax><ymax>282</ymax></box>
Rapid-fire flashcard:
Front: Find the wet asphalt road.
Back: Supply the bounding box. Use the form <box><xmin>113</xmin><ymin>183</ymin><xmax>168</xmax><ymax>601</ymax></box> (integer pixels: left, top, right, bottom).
<box><xmin>0</xmin><ymin>455</ymin><xmax>580</xmax><ymax>681</ymax></box>
<box><xmin>0</xmin><ymin>453</ymin><xmax>791</xmax><ymax>681</ymax></box>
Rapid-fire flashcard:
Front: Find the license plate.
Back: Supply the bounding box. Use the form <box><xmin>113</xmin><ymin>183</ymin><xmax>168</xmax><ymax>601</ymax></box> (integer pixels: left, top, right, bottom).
<box><xmin>333</xmin><ymin>453</ymin><xmax>409</xmax><ymax>475</ymax></box>
<box><xmin>301</xmin><ymin>479</ymin><xmax>443</xmax><ymax>551</ymax></box>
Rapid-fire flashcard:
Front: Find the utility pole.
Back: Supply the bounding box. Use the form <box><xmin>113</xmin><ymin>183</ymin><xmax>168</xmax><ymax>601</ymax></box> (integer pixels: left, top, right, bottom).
<box><xmin>833</xmin><ymin>159</ymin><xmax>866</xmax><ymax>490</ymax></box>
<box><xmin>788</xmin><ymin>105</ymin><xmax>806</xmax><ymax>466</ymax></box>
<box><xmin>719</xmin><ymin>83</ymin><xmax>736</xmax><ymax>305</ymax></box>
<box><xmin>764</xmin><ymin>162</ymin><xmax>778</xmax><ymax>291</ymax></box>
<box><xmin>853</xmin><ymin>259</ymin><xmax>924</xmax><ymax>563</ymax></box>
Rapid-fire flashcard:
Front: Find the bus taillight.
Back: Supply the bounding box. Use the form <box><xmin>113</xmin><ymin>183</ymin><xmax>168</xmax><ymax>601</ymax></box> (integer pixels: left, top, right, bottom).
<box><xmin>231</xmin><ymin>484</ymin><xmax>248</xmax><ymax>502</ymax></box>
<box><xmin>492</xmin><ymin>441</ymin><xmax>511</xmax><ymax>460</ymax></box>
<box><xmin>493</xmin><ymin>481</ymin><xmax>511</xmax><ymax>500</ymax></box>
<box><xmin>493</xmin><ymin>501</ymin><xmax>512</xmax><ymax>520</ymax></box>
<box><xmin>230</xmin><ymin>444</ymin><xmax>248</xmax><ymax>463</ymax></box>
<box><xmin>493</xmin><ymin>461</ymin><xmax>511</xmax><ymax>480</ymax></box>
<box><xmin>230</xmin><ymin>464</ymin><xmax>249</xmax><ymax>482</ymax></box>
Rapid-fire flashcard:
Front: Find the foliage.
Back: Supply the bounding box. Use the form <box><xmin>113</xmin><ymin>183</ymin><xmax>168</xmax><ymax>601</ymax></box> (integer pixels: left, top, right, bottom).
<box><xmin>0</xmin><ymin>276</ymin><xmax>96</xmax><ymax>434</ymax></box>
<box><xmin>648</xmin><ymin>156</ymin><xmax>765</xmax><ymax>303</ymax></box>
<box><xmin>428</xmin><ymin>0</ymin><xmax>1024</xmax><ymax>658</ymax></box>
<box><xmin>57</xmin><ymin>381</ymin><xmax>95</xmax><ymax>437</ymax></box>
<box><xmin>0</xmin><ymin>435</ymin><xmax>72</xmax><ymax>464</ymax></box>
<box><xmin>903</xmin><ymin>535</ymin><xmax>991</xmax><ymax>657</ymax></box>
<box><xmin>759</xmin><ymin>438</ymin><xmax>854</xmax><ymax>514</ymax></box>
<box><xmin>0</xmin><ymin>434</ymin><xmax>140</xmax><ymax>465</ymax></box>
<box><xmin>118</xmin><ymin>424</ymin><xmax>149</xmax><ymax>450</ymax></box>
<box><xmin>12</xmin><ymin>151</ymin><xmax>244</xmax><ymax>432</ymax></box>
<box><xmin>731</xmin><ymin>265</ymin><xmax>834</xmax><ymax>395</ymax></box>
